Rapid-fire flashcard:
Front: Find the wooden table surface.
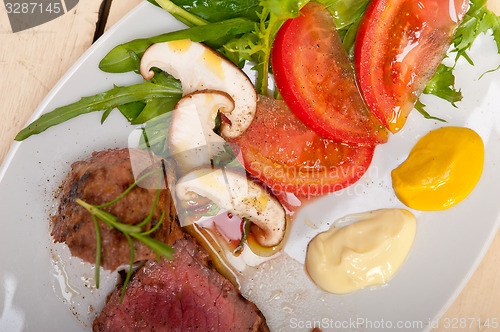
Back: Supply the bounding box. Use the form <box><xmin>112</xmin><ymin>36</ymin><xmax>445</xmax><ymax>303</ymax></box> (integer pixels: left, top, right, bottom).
<box><xmin>0</xmin><ymin>1</ymin><xmax>499</xmax><ymax>331</ymax></box>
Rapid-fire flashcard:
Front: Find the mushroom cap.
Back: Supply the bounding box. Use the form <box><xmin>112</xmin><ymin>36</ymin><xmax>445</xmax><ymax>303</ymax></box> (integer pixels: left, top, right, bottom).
<box><xmin>176</xmin><ymin>167</ymin><xmax>286</xmax><ymax>247</ymax></box>
<box><xmin>140</xmin><ymin>40</ymin><xmax>257</xmax><ymax>139</ymax></box>
<box><xmin>168</xmin><ymin>91</ymin><xmax>234</xmax><ymax>173</ymax></box>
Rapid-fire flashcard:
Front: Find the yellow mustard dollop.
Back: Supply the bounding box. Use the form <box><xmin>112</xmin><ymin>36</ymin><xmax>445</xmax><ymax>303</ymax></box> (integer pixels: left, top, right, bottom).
<box><xmin>391</xmin><ymin>126</ymin><xmax>484</xmax><ymax>211</ymax></box>
<box><xmin>305</xmin><ymin>209</ymin><xmax>416</xmax><ymax>294</ymax></box>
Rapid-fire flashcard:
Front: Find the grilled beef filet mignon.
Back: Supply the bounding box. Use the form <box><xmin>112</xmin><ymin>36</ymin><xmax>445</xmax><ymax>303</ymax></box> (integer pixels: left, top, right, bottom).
<box><xmin>52</xmin><ymin>148</ymin><xmax>183</xmax><ymax>270</ymax></box>
<box><xmin>53</xmin><ymin>148</ymin><xmax>270</xmax><ymax>331</ymax></box>
<box><xmin>93</xmin><ymin>235</ymin><xmax>270</xmax><ymax>332</ymax></box>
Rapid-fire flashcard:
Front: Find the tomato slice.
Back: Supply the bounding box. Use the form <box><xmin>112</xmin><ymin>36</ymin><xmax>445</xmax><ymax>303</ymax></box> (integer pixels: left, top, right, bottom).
<box><xmin>354</xmin><ymin>0</ymin><xmax>469</xmax><ymax>133</ymax></box>
<box><xmin>271</xmin><ymin>2</ymin><xmax>388</xmax><ymax>145</ymax></box>
<box><xmin>228</xmin><ymin>95</ymin><xmax>375</xmax><ymax>196</ymax></box>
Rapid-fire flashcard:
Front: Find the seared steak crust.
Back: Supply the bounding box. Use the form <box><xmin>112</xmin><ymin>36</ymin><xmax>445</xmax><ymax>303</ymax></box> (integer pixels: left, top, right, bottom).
<box><xmin>52</xmin><ymin>148</ymin><xmax>183</xmax><ymax>270</ymax></box>
<box><xmin>93</xmin><ymin>235</ymin><xmax>270</xmax><ymax>332</ymax></box>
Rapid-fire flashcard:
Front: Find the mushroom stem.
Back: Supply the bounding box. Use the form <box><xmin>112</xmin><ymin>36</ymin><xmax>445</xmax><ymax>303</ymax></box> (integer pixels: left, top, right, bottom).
<box><xmin>168</xmin><ymin>91</ymin><xmax>235</xmax><ymax>173</ymax></box>
<box><xmin>140</xmin><ymin>40</ymin><xmax>257</xmax><ymax>138</ymax></box>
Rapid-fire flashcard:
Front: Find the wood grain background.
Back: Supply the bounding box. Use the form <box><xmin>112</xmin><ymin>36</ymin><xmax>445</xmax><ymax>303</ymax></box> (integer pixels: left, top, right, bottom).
<box><xmin>0</xmin><ymin>1</ymin><xmax>498</xmax><ymax>330</ymax></box>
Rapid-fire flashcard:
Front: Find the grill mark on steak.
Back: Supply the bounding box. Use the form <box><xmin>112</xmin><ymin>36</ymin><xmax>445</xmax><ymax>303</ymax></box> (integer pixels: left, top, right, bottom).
<box><xmin>93</xmin><ymin>235</ymin><xmax>270</xmax><ymax>332</ymax></box>
<box><xmin>51</xmin><ymin>148</ymin><xmax>183</xmax><ymax>271</ymax></box>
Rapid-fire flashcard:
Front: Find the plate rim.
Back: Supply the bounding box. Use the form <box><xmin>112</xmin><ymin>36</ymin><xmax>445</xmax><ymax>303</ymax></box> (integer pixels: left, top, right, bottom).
<box><xmin>1</xmin><ymin>2</ymin><xmax>499</xmax><ymax>331</ymax></box>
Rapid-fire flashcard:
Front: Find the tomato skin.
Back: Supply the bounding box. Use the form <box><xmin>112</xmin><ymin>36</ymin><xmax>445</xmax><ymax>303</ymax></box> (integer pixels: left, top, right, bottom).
<box><xmin>354</xmin><ymin>0</ymin><xmax>469</xmax><ymax>133</ymax></box>
<box><xmin>228</xmin><ymin>95</ymin><xmax>375</xmax><ymax>196</ymax></box>
<box><xmin>271</xmin><ymin>2</ymin><xmax>388</xmax><ymax>145</ymax></box>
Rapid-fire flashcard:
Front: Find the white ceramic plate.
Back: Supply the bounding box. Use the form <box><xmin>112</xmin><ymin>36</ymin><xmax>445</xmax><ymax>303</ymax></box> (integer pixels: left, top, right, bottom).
<box><xmin>1</xmin><ymin>2</ymin><xmax>500</xmax><ymax>331</ymax></box>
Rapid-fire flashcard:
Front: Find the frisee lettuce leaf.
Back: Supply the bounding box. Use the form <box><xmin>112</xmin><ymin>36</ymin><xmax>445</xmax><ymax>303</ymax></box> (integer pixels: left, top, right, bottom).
<box><xmin>417</xmin><ymin>0</ymin><xmax>499</xmax><ymax>118</ymax></box>
<box><xmin>452</xmin><ymin>0</ymin><xmax>500</xmax><ymax>62</ymax></box>
<box><xmin>423</xmin><ymin>64</ymin><xmax>463</xmax><ymax>107</ymax></box>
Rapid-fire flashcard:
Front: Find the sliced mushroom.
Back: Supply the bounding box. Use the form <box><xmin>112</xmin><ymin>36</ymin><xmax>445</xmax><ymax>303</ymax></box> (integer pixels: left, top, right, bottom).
<box><xmin>140</xmin><ymin>39</ymin><xmax>257</xmax><ymax>138</ymax></box>
<box><xmin>176</xmin><ymin>167</ymin><xmax>286</xmax><ymax>248</ymax></box>
<box><xmin>168</xmin><ymin>91</ymin><xmax>234</xmax><ymax>173</ymax></box>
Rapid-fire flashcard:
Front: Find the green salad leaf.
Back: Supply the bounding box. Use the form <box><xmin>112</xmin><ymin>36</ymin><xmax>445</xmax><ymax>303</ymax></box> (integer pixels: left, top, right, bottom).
<box><xmin>452</xmin><ymin>0</ymin><xmax>500</xmax><ymax>61</ymax></box>
<box><xmin>416</xmin><ymin>0</ymin><xmax>500</xmax><ymax>117</ymax></box>
<box><xmin>339</xmin><ymin>18</ymin><xmax>361</xmax><ymax>58</ymax></box>
<box><xmin>15</xmin><ymin>81</ymin><xmax>182</xmax><ymax>141</ymax></box>
<box><xmin>116</xmin><ymin>100</ymin><xmax>146</xmax><ymax>122</ymax></box>
<box><xmin>149</xmin><ymin>0</ymin><xmax>261</xmax><ymax>22</ymax></box>
<box><xmin>155</xmin><ymin>0</ymin><xmax>209</xmax><ymax>27</ymax></box>
<box><xmin>137</xmin><ymin>112</ymin><xmax>173</xmax><ymax>155</ymax></box>
<box><xmin>423</xmin><ymin>64</ymin><xmax>463</xmax><ymax>106</ymax></box>
<box><xmin>132</xmin><ymin>97</ymin><xmax>179</xmax><ymax>125</ymax></box>
<box><xmin>99</xmin><ymin>18</ymin><xmax>255</xmax><ymax>73</ymax></box>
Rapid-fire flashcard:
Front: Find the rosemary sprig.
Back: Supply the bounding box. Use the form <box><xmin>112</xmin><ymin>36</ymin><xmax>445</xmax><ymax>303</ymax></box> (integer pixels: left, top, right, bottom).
<box><xmin>234</xmin><ymin>218</ymin><xmax>252</xmax><ymax>255</ymax></box>
<box><xmin>122</xmin><ymin>234</ymin><xmax>135</xmax><ymax>303</ymax></box>
<box><xmin>90</xmin><ymin>214</ymin><xmax>102</xmax><ymax>288</ymax></box>
<box><xmin>76</xmin><ymin>168</ymin><xmax>175</xmax><ymax>303</ymax></box>
<box><xmin>94</xmin><ymin>168</ymin><xmax>162</xmax><ymax>209</ymax></box>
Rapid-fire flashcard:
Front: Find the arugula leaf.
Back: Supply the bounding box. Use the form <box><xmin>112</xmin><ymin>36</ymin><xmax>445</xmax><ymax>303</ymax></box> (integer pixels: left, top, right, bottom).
<box><xmin>115</xmin><ymin>70</ymin><xmax>178</xmax><ymax>123</ymax></box>
<box><xmin>22</xmin><ymin>0</ymin><xmax>500</xmax><ymax>141</ymax></box>
<box><xmin>150</xmin><ymin>71</ymin><xmax>182</xmax><ymax>89</ymax></box>
<box><xmin>128</xmin><ymin>73</ymin><xmax>182</xmax><ymax>124</ymax></box>
<box><xmin>340</xmin><ymin>17</ymin><xmax>362</xmax><ymax>58</ymax></box>
<box><xmin>99</xmin><ymin>18</ymin><xmax>255</xmax><ymax>73</ymax></box>
<box><xmin>149</xmin><ymin>0</ymin><xmax>261</xmax><ymax>22</ymax></box>
<box><xmin>312</xmin><ymin>0</ymin><xmax>369</xmax><ymax>57</ymax></box>
<box><xmin>132</xmin><ymin>97</ymin><xmax>180</xmax><ymax>125</ymax></box>
<box><xmin>15</xmin><ymin>82</ymin><xmax>182</xmax><ymax>141</ymax></box>
<box><xmin>138</xmin><ymin>112</ymin><xmax>173</xmax><ymax>156</ymax></box>
<box><xmin>117</xmin><ymin>101</ymin><xmax>146</xmax><ymax>122</ymax></box>
<box><xmin>100</xmin><ymin>108</ymin><xmax>113</xmax><ymax>124</ymax></box>
<box><xmin>174</xmin><ymin>0</ymin><xmax>261</xmax><ymax>22</ymax></box>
